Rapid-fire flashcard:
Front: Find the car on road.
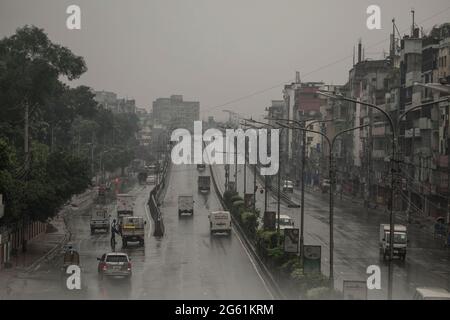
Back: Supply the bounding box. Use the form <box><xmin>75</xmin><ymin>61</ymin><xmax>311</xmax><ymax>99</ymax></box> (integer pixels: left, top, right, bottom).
<box><xmin>276</xmin><ymin>214</ymin><xmax>295</xmax><ymax>230</ymax></box>
<box><xmin>97</xmin><ymin>252</ymin><xmax>132</xmax><ymax>280</ymax></box>
<box><xmin>178</xmin><ymin>195</ymin><xmax>194</xmax><ymax>217</ymax></box>
<box><xmin>413</xmin><ymin>287</ymin><xmax>450</xmax><ymax>300</ymax></box>
<box><xmin>282</xmin><ymin>180</ymin><xmax>294</xmax><ymax>193</ymax></box>
<box><xmin>209</xmin><ymin>211</ymin><xmax>232</xmax><ymax>236</ymax></box>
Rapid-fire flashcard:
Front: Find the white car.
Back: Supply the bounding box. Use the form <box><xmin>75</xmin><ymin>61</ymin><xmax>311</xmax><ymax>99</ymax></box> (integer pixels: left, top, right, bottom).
<box><xmin>209</xmin><ymin>211</ymin><xmax>232</xmax><ymax>236</ymax></box>
<box><xmin>282</xmin><ymin>180</ymin><xmax>294</xmax><ymax>193</ymax></box>
<box><xmin>277</xmin><ymin>214</ymin><xmax>295</xmax><ymax>230</ymax></box>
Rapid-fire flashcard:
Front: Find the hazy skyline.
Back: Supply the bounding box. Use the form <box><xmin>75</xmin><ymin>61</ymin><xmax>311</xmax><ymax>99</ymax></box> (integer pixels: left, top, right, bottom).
<box><xmin>1</xmin><ymin>0</ymin><xmax>449</xmax><ymax>121</ymax></box>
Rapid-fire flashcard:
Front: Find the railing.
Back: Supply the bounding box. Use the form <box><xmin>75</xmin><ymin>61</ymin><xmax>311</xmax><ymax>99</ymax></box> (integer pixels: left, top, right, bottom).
<box><xmin>147</xmin><ymin>153</ymin><xmax>171</xmax><ymax>237</ymax></box>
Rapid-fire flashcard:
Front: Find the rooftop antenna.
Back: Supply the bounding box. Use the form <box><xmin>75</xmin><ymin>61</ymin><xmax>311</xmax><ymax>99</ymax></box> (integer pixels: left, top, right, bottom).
<box><xmin>295</xmin><ymin>71</ymin><xmax>300</xmax><ymax>84</ymax></box>
<box><xmin>411</xmin><ymin>8</ymin><xmax>415</xmax><ymax>37</ymax></box>
<box><xmin>353</xmin><ymin>45</ymin><xmax>355</xmax><ymax>66</ymax></box>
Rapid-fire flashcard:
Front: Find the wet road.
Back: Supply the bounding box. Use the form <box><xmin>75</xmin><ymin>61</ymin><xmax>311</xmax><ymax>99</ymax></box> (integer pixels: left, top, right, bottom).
<box><xmin>212</xmin><ymin>163</ymin><xmax>450</xmax><ymax>299</ymax></box>
<box><xmin>7</xmin><ymin>164</ymin><xmax>271</xmax><ymax>299</ymax></box>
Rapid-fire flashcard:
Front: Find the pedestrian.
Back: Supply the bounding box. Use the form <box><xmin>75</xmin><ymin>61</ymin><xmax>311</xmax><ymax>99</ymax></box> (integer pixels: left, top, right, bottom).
<box><xmin>111</xmin><ymin>219</ymin><xmax>120</xmax><ymax>243</ymax></box>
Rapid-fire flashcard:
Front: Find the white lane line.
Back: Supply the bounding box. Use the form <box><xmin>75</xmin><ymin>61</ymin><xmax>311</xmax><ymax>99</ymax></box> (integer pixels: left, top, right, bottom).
<box><xmin>232</xmin><ymin>228</ymin><xmax>274</xmax><ymax>300</ymax></box>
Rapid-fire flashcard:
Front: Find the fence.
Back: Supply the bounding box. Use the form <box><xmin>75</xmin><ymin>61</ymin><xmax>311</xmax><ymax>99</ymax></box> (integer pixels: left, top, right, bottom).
<box><xmin>147</xmin><ymin>154</ymin><xmax>171</xmax><ymax>237</ymax></box>
<box><xmin>0</xmin><ymin>220</ymin><xmax>47</xmax><ymax>269</ymax></box>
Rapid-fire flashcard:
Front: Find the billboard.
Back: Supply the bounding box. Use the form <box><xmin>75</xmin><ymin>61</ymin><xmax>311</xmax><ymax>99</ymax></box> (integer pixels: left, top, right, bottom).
<box><xmin>283</xmin><ymin>228</ymin><xmax>299</xmax><ymax>253</ymax></box>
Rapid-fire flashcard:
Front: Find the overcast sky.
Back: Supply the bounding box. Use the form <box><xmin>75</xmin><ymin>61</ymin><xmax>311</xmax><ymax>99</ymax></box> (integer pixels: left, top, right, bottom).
<box><xmin>1</xmin><ymin>0</ymin><xmax>449</xmax><ymax>121</ymax></box>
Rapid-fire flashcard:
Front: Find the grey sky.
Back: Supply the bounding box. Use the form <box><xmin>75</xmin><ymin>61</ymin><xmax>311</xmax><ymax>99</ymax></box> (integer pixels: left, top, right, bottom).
<box><xmin>1</xmin><ymin>0</ymin><xmax>449</xmax><ymax>121</ymax></box>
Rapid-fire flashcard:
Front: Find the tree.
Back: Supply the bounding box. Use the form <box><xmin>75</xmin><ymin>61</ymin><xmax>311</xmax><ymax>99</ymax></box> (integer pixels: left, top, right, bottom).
<box><xmin>0</xmin><ymin>25</ymin><xmax>86</xmax><ymax>147</ymax></box>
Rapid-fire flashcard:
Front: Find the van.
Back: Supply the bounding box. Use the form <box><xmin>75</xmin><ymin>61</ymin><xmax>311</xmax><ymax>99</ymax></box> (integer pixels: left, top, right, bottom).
<box><xmin>209</xmin><ymin>211</ymin><xmax>232</xmax><ymax>236</ymax></box>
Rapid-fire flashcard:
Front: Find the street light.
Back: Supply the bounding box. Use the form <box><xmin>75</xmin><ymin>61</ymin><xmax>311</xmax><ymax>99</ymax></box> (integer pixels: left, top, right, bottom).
<box><xmin>265</xmin><ymin>116</ymin><xmax>336</xmax><ymax>263</ymax></box>
<box><xmin>278</xmin><ymin>121</ymin><xmax>369</xmax><ymax>287</ymax></box>
<box><xmin>318</xmin><ymin>89</ymin><xmax>450</xmax><ymax>299</ymax></box>
<box><xmin>245</xmin><ymin>119</ymin><xmax>284</xmax><ymax>237</ymax></box>
<box><xmin>241</xmin><ymin>122</ymin><xmax>262</xmax><ymax>212</ymax></box>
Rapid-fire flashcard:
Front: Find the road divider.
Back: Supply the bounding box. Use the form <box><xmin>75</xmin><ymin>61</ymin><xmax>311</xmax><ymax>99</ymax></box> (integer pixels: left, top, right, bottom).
<box><xmin>147</xmin><ymin>156</ymin><xmax>171</xmax><ymax>237</ymax></box>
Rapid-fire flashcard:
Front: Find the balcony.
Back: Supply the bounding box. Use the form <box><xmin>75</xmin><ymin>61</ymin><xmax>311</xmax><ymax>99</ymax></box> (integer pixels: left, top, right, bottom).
<box><xmin>419</xmin><ymin>117</ymin><xmax>432</xmax><ymax>130</ymax></box>
<box><xmin>439</xmin><ymin>155</ymin><xmax>448</xmax><ymax>168</ymax></box>
<box><xmin>404</xmin><ymin>128</ymin><xmax>421</xmax><ymax>138</ymax></box>
<box><xmin>372</xmin><ymin>123</ymin><xmax>386</xmax><ymax>136</ymax></box>
<box><xmin>372</xmin><ymin>150</ymin><xmax>386</xmax><ymax>159</ymax></box>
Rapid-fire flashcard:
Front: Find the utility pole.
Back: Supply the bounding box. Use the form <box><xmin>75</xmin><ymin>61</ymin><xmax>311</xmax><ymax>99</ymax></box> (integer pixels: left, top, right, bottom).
<box><xmin>300</xmin><ymin>121</ymin><xmax>306</xmax><ymax>260</ymax></box>
<box><xmin>24</xmin><ymin>102</ymin><xmax>29</xmax><ymax>172</ymax></box>
<box><xmin>235</xmin><ymin>136</ymin><xmax>238</xmax><ymax>192</ymax></box>
<box><xmin>244</xmin><ymin>136</ymin><xmax>247</xmax><ymax>194</ymax></box>
<box><xmin>254</xmin><ymin>134</ymin><xmax>258</xmax><ymax>212</ymax></box>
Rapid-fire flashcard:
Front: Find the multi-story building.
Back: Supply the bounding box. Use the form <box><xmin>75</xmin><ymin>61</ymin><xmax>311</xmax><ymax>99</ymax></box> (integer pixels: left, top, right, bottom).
<box><xmin>289</xmin><ymin>82</ymin><xmax>324</xmax><ymax>186</ymax></box>
<box><xmin>94</xmin><ymin>90</ymin><xmax>137</xmax><ymax>114</ymax></box>
<box><xmin>152</xmin><ymin>95</ymin><xmax>199</xmax><ymax>131</ymax></box>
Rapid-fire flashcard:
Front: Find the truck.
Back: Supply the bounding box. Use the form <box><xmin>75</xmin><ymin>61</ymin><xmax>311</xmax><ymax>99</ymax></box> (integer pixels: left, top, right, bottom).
<box><xmin>116</xmin><ymin>194</ymin><xmax>135</xmax><ymax>222</ymax></box>
<box><xmin>178</xmin><ymin>195</ymin><xmax>194</xmax><ymax>217</ymax></box>
<box><xmin>209</xmin><ymin>211</ymin><xmax>232</xmax><ymax>236</ymax></box>
<box><xmin>90</xmin><ymin>206</ymin><xmax>110</xmax><ymax>234</ymax></box>
<box><xmin>379</xmin><ymin>224</ymin><xmax>407</xmax><ymax>261</ymax></box>
<box><xmin>198</xmin><ymin>175</ymin><xmax>211</xmax><ymax>193</ymax></box>
<box><xmin>120</xmin><ymin>216</ymin><xmax>146</xmax><ymax>247</ymax></box>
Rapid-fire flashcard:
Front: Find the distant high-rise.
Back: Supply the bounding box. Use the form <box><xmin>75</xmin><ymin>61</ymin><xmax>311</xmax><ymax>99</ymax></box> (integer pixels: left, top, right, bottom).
<box><xmin>152</xmin><ymin>95</ymin><xmax>199</xmax><ymax>131</ymax></box>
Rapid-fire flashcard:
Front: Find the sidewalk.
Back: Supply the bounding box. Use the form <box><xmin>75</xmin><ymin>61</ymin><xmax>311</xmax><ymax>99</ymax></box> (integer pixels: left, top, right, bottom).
<box><xmin>0</xmin><ymin>189</ymin><xmax>94</xmax><ymax>299</ymax></box>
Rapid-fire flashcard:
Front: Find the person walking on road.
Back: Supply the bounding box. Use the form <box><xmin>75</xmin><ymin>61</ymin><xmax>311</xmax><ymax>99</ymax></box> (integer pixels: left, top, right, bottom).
<box><xmin>111</xmin><ymin>219</ymin><xmax>120</xmax><ymax>249</ymax></box>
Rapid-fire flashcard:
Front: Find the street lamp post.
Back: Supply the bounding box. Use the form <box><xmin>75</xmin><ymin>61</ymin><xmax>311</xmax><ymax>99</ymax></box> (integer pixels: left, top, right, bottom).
<box><xmin>266</xmin><ymin>117</ymin><xmax>335</xmax><ymax>262</ymax></box>
<box><xmin>319</xmin><ymin>90</ymin><xmax>450</xmax><ymax>299</ymax></box>
<box><xmin>277</xmin><ymin>121</ymin><xmax>369</xmax><ymax>287</ymax></box>
<box><xmin>245</xmin><ymin>120</ymin><xmax>283</xmax><ymax>236</ymax></box>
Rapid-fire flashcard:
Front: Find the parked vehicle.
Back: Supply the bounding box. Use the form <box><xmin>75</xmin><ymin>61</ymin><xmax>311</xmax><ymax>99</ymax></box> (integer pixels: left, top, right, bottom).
<box><xmin>116</xmin><ymin>194</ymin><xmax>134</xmax><ymax>219</ymax></box>
<box><xmin>209</xmin><ymin>211</ymin><xmax>232</xmax><ymax>236</ymax></box>
<box><xmin>282</xmin><ymin>180</ymin><xmax>294</xmax><ymax>193</ymax></box>
<box><xmin>197</xmin><ymin>163</ymin><xmax>206</xmax><ymax>171</ymax></box>
<box><xmin>120</xmin><ymin>216</ymin><xmax>146</xmax><ymax>247</ymax></box>
<box><xmin>379</xmin><ymin>224</ymin><xmax>407</xmax><ymax>261</ymax></box>
<box><xmin>97</xmin><ymin>252</ymin><xmax>132</xmax><ymax>280</ymax></box>
<box><xmin>413</xmin><ymin>287</ymin><xmax>450</xmax><ymax>300</ymax></box>
<box><xmin>178</xmin><ymin>195</ymin><xmax>194</xmax><ymax>217</ymax></box>
<box><xmin>276</xmin><ymin>214</ymin><xmax>295</xmax><ymax>230</ymax></box>
<box><xmin>198</xmin><ymin>175</ymin><xmax>211</xmax><ymax>193</ymax></box>
<box><xmin>90</xmin><ymin>206</ymin><xmax>110</xmax><ymax>234</ymax></box>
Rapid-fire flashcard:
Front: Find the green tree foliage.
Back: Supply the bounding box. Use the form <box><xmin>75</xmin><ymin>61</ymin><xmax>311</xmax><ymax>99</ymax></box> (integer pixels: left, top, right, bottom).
<box><xmin>0</xmin><ymin>26</ymin><xmax>137</xmax><ymax>224</ymax></box>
